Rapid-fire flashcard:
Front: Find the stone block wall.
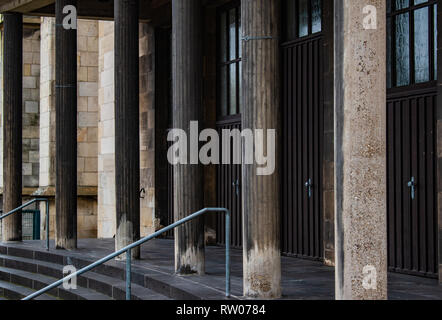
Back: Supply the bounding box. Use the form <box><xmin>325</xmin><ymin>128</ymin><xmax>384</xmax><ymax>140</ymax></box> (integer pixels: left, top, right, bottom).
<box><xmin>0</xmin><ymin>24</ymin><xmax>41</xmax><ymax>239</ymax></box>
<box><xmin>0</xmin><ymin>27</ymin><xmax>41</xmax><ymax>191</ymax></box>
<box><xmin>97</xmin><ymin>21</ymin><xmax>116</xmax><ymax>238</ymax></box>
<box><xmin>98</xmin><ymin>21</ymin><xmax>157</xmax><ymax>239</ymax></box>
<box><xmin>139</xmin><ymin>23</ymin><xmax>157</xmax><ymax>237</ymax></box>
<box><xmin>77</xmin><ymin>21</ymin><xmax>99</xmax><ymax>189</ymax></box>
<box><xmin>39</xmin><ymin>17</ymin><xmax>55</xmax><ymax>188</ymax></box>
<box><xmin>39</xmin><ymin>17</ymin><xmax>98</xmax><ymax>239</ymax></box>
<box><xmin>22</xmin><ymin>28</ymin><xmax>41</xmax><ymax>189</ymax></box>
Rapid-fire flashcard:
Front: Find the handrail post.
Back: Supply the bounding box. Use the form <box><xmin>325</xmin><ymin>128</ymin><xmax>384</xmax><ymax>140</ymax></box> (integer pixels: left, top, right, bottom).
<box><xmin>46</xmin><ymin>199</ymin><xmax>50</xmax><ymax>251</ymax></box>
<box><xmin>22</xmin><ymin>207</ymin><xmax>231</xmax><ymax>300</ymax></box>
<box><xmin>225</xmin><ymin>209</ymin><xmax>231</xmax><ymax>298</ymax></box>
<box><xmin>126</xmin><ymin>248</ymin><xmax>131</xmax><ymax>300</ymax></box>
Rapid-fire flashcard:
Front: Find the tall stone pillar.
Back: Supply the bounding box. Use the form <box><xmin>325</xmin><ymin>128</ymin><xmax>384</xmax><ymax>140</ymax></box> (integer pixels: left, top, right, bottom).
<box><xmin>55</xmin><ymin>0</ymin><xmax>78</xmax><ymax>249</ymax></box>
<box><xmin>2</xmin><ymin>13</ymin><xmax>23</xmax><ymax>242</ymax></box>
<box><xmin>172</xmin><ymin>0</ymin><xmax>205</xmax><ymax>275</ymax></box>
<box><xmin>114</xmin><ymin>0</ymin><xmax>140</xmax><ymax>259</ymax></box>
<box><xmin>438</xmin><ymin>0</ymin><xmax>442</xmax><ymax>285</ymax></box>
<box><xmin>334</xmin><ymin>0</ymin><xmax>387</xmax><ymax>299</ymax></box>
<box><xmin>241</xmin><ymin>0</ymin><xmax>281</xmax><ymax>298</ymax></box>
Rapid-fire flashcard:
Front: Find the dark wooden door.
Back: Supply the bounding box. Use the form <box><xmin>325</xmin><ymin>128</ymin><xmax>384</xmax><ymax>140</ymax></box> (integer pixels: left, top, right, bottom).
<box><xmin>280</xmin><ymin>0</ymin><xmax>324</xmax><ymax>260</ymax></box>
<box><xmin>387</xmin><ymin>89</ymin><xmax>438</xmax><ymax>278</ymax></box>
<box><xmin>155</xmin><ymin>26</ymin><xmax>174</xmax><ymax>239</ymax></box>
<box><xmin>216</xmin><ymin>2</ymin><xmax>242</xmax><ymax>248</ymax></box>
<box><xmin>216</xmin><ymin>119</ymin><xmax>242</xmax><ymax>248</ymax></box>
<box><xmin>386</xmin><ymin>1</ymin><xmax>438</xmax><ymax>278</ymax></box>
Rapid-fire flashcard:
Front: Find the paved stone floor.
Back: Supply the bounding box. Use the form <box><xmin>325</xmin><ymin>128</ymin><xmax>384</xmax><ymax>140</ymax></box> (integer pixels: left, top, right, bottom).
<box><xmin>8</xmin><ymin>238</ymin><xmax>442</xmax><ymax>300</ymax></box>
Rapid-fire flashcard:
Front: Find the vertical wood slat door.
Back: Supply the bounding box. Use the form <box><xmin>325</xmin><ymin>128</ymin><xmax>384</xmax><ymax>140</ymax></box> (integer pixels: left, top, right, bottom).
<box><xmin>216</xmin><ymin>120</ymin><xmax>242</xmax><ymax>248</ymax></box>
<box><xmin>281</xmin><ymin>35</ymin><xmax>324</xmax><ymax>260</ymax></box>
<box><xmin>216</xmin><ymin>2</ymin><xmax>242</xmax><ymax>248</ymax></box>
<box><xmin>387</xmin><ymin>89</ymin><xmax>438</xmax><ymax>278</ymax></box>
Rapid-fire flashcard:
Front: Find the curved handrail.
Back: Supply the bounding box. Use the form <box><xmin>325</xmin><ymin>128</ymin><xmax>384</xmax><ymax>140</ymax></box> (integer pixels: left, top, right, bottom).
<box><xmin>23</xmin><ymin>207</ymin><xmax>231</xmax><ymax>300</ymax></box>
<box><xmin>0</xmin><ymin>198</ymin><xmax>50</xmax><ymax>250</ymax></box>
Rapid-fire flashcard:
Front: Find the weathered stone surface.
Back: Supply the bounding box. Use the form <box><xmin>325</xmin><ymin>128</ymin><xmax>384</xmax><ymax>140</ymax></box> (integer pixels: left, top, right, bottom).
<box><xmin>241</xmin><ymin>0</ymin><xmax>281</xmax><ymax>299</ymax></box>
<box><xmin>2</xmin><ymin>13</ymin><xmax>23</xmax><ymax>242</ymax></box>
<box><xmin>97</xmin><ymin>21</ymin><xmax>116</xmax><ymax>239</ymax></box>
<box><xmin>37</xmin><ymin>17</ymin><xmax>98</xmax><ymax>241</ymax></box>
<box><xmin>172</xmin><ymin>0</ymin><xmax>205</xmax><ymax>275</ymax></box>
<box><xmin>97</xmin><ymin>20</ymin><xmax>156</xmax><ymax>240</ymax></box>
<box><xmin>139</xmin><ymin>23</ymin><xmax>157</xmax><ymax>237</ymax></box>
<box><xmin>0</xmin><ymin>27</ymin><xmax>40</xmax><ymax>191</ymax></box>
<box><xmin>334</xmin><ymin>0</ymin><xmax>388</xmax><ymax>300</ymax></box>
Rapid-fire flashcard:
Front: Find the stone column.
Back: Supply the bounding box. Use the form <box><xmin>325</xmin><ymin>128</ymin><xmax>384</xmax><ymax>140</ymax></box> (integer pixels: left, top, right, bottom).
<box><xmin>334</xmin><ymin>0</ymin><xmax>387</xmax><ymax>299</ymax></box>
<box><xmin>322</xmin><ymin>0</ymin><xmax>336</xmax><ymax>267</ymax></box>
<box><xmin>39</xmin><ymin>18</ymin><xmax>99</xmax><ymax>241</ymax></box>
<box><xmin>114</xmin><ymin>0</ymin><xmax>140</xmax><ymax>259</ymax></box>
<box><xmin>2</xmin><ymin>13</ymin><xmax>23</xmax><ymax>242</ymax></box>
<box><xmin>438</xmin><ymin>0</ymin><xmax>442</xmax><ymax>284</ymax></box>
<box><xmin>55</xmin><ymin>0</ymin><xmax>78</xmax><ymax>249</ymax></box>
<box><xmin>172</xmin><ymin>0</ymin><xmax>205</xmax><ymax>275</ymax></box>
<box><xmin>241</xmin><ymin>0</ymin><xmax>281</xmax><ymax>298</ymax></box>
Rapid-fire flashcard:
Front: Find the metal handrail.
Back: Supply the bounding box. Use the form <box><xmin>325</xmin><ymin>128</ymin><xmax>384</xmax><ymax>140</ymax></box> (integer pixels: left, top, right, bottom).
<box><xmin>23</xmin><ymin>207</ymin><xmax>231</xmax><ymax>300</ymax></box>
<box><xmin>0</xmin><ymin>198</ymin><xmax>50</xmax><ymax>250</ymax></box>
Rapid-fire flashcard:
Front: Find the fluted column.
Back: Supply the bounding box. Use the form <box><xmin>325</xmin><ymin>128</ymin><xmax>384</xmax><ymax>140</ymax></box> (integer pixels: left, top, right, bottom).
<box><xmin>334</xmin><ymin>0</ymin><xmax>387</xmax><ymax>299</ymax></box>
<box><xmin>438</xmin><ymin>0</ymin><xmax>442</xmax><ymax>285</ymax></box>
<box><xmin>2</xmin><ymin>13</ymin><xmax>23</xmax><ymax>242</ymax></box>
<box><xmin>114</xmin><ymin>0</ymin><xmax>140</xmax><ymax>259</ymax></box>
<box><xmin>172</xmin><ymin>0</ymin><xmax>205</xmax><ymax>275</ymax></box>
<box><xmin>55</xmin><ymin>0</ymin><xmax>78</xmax><ymax>250</ymax></box>
<box><xmin>241</xmin><ymin>0</ymin><xmax>281</xmax><ymax>298</ymax></box>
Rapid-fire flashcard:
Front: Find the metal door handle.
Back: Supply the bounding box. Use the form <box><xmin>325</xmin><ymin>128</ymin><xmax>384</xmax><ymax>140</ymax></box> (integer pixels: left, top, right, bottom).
<box><xmin>407</xmin><ymin>177</ymin><xmax>416</xmax><ymax>200</ymax></box>
<box><xmin>232</xmin><ymin>179</ymin><xmax>240</xmax><ymax>196</ymax></box>
<box><xmin>305</xmin><ymin>179</ymin><xmax>313</xmax><ymax>199</ymax></box>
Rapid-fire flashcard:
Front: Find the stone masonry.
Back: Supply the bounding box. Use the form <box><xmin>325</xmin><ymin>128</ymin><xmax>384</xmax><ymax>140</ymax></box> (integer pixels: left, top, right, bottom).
<box><xmin>0</xmin><ymin>26</ymin><xmax>41</xmax><ymax>192</ymax></box>
<box><xmin>97</xmin><ymin>20</ymin><xmax>115</xmax><ymax>238</ymax></box>
<box><xmin>38</xmin><ymin>17</ymin><xmax>98</xmax><ymax>239</ymax></box>
<box><xmin>0</xmin><ymin>23</ymin><xmax>41</xmax><ymax>239</ymax></box>
<box><xmin>98</xmin><ymin>21</ymin><xmax>156</xmax><ymax>239</ymax></box>
<box><xmin>0</xmin><ymin>18</ymin><xmax>160</xmax><ymax>242</ymax></box>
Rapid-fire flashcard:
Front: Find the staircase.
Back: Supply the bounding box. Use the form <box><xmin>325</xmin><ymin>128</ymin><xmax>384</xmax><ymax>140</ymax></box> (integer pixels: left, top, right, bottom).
<box><xmin>0</xmin><ymin>245</ymin><xmax>170</xmax><ymax>300</ymax></box>
<box><xmin>0</xmin><ymin>206</ymin><xmax>232</xmax><ymax>300</ymax></box>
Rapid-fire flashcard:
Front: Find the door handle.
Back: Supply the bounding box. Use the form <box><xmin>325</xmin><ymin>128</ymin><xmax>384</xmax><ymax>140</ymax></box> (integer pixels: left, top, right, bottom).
<box><xmin>407</xmin><ymin>177</ymin><xmax>416</xmax><ymax>200</ymax></box>
<box><xmin>305</xmin><ymin>179</ymin><xmax>313</xmax><ymax>199</ymax></box>
<box><xmin>232</xmin><ymin>179</ymin><xmax>240</xmax><ymax>197</ymax></box>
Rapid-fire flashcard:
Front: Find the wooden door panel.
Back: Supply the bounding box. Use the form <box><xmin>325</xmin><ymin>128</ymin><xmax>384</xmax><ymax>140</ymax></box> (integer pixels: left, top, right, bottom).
<box><xmin>281</xmin><ymin>35</ymin><xmax>324</xmax><ymax>260</ymax></box>
<box><xmin>216</xmin><ymin>121</ymin><xmax>242</xmax><ymax>248</ymax></box>
<box><xmin>387</xmin><ymin>89</ymin><xmax>438</xmax><ymax>277</ymax></box>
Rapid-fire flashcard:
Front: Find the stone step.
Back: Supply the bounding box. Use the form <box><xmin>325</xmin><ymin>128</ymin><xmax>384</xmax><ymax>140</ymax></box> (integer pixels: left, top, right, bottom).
<box><xmin>0</xmin><ymin>254</ymin><xmax>169</xmax><ymax>300</ymax></box>
<box><xmin>0</xmin><ymin>266</ymin><xmax>112</xmax><ymax>300</ymax></box>
<box><xmin>0</xmin><ymin>243</ymin><xmax>233</xmax><ymax>300</ymax></box>
<box><xmin>0</xmin><ymin>280</ymin><xmax>58</xmax><ymax>300</ymax></box>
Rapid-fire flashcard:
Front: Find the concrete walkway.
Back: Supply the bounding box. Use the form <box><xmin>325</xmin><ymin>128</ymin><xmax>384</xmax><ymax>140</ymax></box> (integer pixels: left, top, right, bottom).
<box><xmin>3</xmin><ymin>238</ymin><xmax>442</xmax><ymax>300</ymax></box>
